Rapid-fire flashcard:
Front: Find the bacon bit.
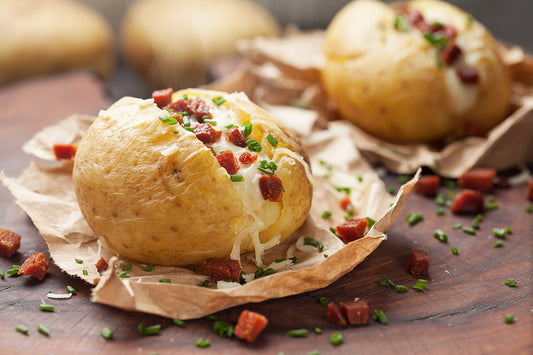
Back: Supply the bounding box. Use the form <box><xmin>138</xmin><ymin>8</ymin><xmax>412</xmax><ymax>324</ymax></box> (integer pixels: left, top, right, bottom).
<box><xmin>440</xmin><ymin>43</ymin><xmax>462</xmax><ymax>65</ymax></box>
<box><xmin>450</xmin><ymin>189</ymin><xmax>484</xmax><ymax>214</ymax></box>
<box><xmin>336</xmin><ymin>218</ymin><xmax>368</xmax><ymax>243</ymax></box>
<box><xmin>239</xmin><ymin>152</ymin><xmax>258</xmax><ymax>165</ymax></box>
<box><xmin>216</xmin><ymin>150</ymin><xmax>240</xmax><ymax>175</ymax></box>
<box><xmin>95</xmin><ymin>257</ymin><xmax>108</xmax><ymax>273</ymax></box>
<box><xmin>456</xmin><ymin>66</ymin><xmax>480</xmax><ymax>84</ymax></box>
<box><xmin>18</xmin><ymin>252</ymin><xmax>50</xmax><ymax>280</ymax></box>
<box><xmin>151</xmin><ymin>88</ymin><xmax>173</xmax><ymax>108</ymax></box>
<box><xmin>339</xmin><ymin>197</ymin><xmax>352</xmax><ymax>211</ymax></box>
<box><xmin>226</xmin><ymin>127</ymin><xmax>247</xmax><ymax>148</ymax></box>
<box><xmin>234</xmin><ymin>310</ymin><xmax>268</xmax><ymax>343</ymax></box>
<box><xmin>442</xmin><ymin>25</ymin><xmax>457</xmax><ymax>39</ymax></box>
<box><xmin>258</xmin><ymin>175</ymin><xmax>283</xmax><ymax>202</ymax></box>
<box><xmin>202</xmin><ymin>257</ymin><xmax>241</xmax><ymax>282</ymax></box>
<box><xmin>194</xmin><ymin>123</ymin><xmax>221</xmax><ymax>144</ymax></box>
<box><xmin>414</xmin><ymin>175</ymin><xmax>441</xmax><ymax>197</ymax></box>
<box><xmin>166</xmin><ymin>97</ymin><xmax>212</xmax><ymax>122</ymax></box>
<box><xmin>0</xmin><ymin>228</ymin><xmax>21</xmax><ymax>257</ymax></box>
<box><xmin>340</xmin><ymin>299</ymin><xmax>369</xmax><ymax>325</ymax></box>
<box><xmin>458</xmin><ymin>168</ymin><xmax>497</xmax><ymax>192</ymax></box>
<box><xmin>407</xmin><ymin>249</ymin><xmax>429</xmax><ymax>275</ymax></box>
<box><xmin>327</xmin><ymin>302</ymin><xmax>347</xmax><ymax>327</ymax></box>
<box><xmin>53</xmin><ymin>144</ymin><xmax>77</xmax><ymax>160</ymax></box>
<box><xmin>527</xmin><ymin>177</ymin><xmax>533</xmax><ymax>201</ymax></box>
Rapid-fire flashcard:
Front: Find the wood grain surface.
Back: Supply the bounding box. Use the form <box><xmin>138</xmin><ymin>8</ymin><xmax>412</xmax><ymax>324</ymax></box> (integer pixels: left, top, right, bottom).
<box><xmin>0</xmin><ymin>71</ymin><xmax>531</xmax><ymax>355</ymax></box>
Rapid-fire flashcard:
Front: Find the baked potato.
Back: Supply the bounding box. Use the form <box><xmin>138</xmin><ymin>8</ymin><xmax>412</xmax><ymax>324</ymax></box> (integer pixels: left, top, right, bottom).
<box><xmin>73</xmin><ymin>89</ymin><xmax>313</xmax><ymax>266</ymax></box>
<box><xmin>321</xmin><ymin>0</ymin><xmax>512</xmax><ymax>144</ymax></box>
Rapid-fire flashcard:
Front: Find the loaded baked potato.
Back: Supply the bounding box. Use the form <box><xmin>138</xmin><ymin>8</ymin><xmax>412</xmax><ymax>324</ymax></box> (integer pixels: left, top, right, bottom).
<box><xmin>321</xmin><ymin>0</ymin><xmax>512</xmax><ymax>144</ymax></box>
<box><xmin>73</xmin><ymin>89</ymin><xmax>313</xmax><ymax>266</ymax></box>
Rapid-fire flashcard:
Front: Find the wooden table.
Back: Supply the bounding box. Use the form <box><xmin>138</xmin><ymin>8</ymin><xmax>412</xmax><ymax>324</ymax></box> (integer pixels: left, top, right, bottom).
<box><xmin>1</xmin><ymin>71</ymin><xmax>531</xmax><ymax>355</ymax></box>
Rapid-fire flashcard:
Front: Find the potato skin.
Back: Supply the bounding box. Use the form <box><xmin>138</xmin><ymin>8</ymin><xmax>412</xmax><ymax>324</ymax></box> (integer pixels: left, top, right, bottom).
<box><xmin>321</xmin><ymin>0</ymin><xmax>512</xmax><ymax>144</ymax></box>
<box><xmin>73</xmin><ymin>89</ymin><xmax>312</xmax><ymax>266</ymax></box>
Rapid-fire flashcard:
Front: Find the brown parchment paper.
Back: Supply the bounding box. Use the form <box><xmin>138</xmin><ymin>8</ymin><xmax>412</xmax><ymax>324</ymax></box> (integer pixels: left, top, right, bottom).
<box><xmin>210</xmin><ymin>31</ymin><xmax>533</xmax><ymax>178</ymax></box>
<box><xmin>1</xmin><ymin>103</ymin><xmax>419</xmax><ymax>319</ymax></box>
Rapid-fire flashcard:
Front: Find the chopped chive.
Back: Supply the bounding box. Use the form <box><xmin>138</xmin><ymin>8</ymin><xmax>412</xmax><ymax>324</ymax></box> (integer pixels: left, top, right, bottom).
<box><xmin>377</xmin><ymin>280</ymin><xmax>390</xmax><ymax>287</ymax></box>
<box><xmin>397</xmin><ymin>175</ymin><xmax>412</xmax><ymax>184</ymax></box>
<box><xmin>122</xmin><ymin>264</ymin><xmax>132</xmax><ymax>271</ymax></box>
<box><xmin>101</xmin><ymin>327</ymin><xmax>113</xmax><ymax>339</ymax></box>
<box><xmin>330</xmin><ymin>331</ymin><xmax>344</xmax><ymax>345</ymax></box>
<box><xmin>289</xmin><ymin>256</ymin><xmax>297</xmax><ymax>264</ymax></box>
<box><xmin>472</xmin><ymin>214</ymin><xmax>483</xmax><ymax>229</ymax></box>
<box><xmin>7</xmin><ymin>265</ymin><xmax>20</xmax><ymax>277</ymax></box>
<box><xmin>16</xmin><ymin>325</ymin><xmax>29</xmax><ymax>334</ymax></box>
<box><xmin>504</xmin><ymin>315</ymin><xmax>515</xmax><ymax>324</ymax></box>
<box><xmin>263</xmin><ymin>268</ymin><xmax>276</xmax><ymax>276</ymax></box>
<box><xmin>451</xmin><ymin>247</ymin><xmax>459</xmax><ymax>255</ymax></box>
<box><xmin>37</xmin><ymin>325</ymin><xmax>50</xmax><ymax>336</ymax></box>
<box><xmin>412</xmin><ymin>279</ymin><xmax>428</xmax><ymax>291</ymax></box>
<box><xmin>184</xmin><ymin>127</ymin><xmax>195</xmax><ymax>132</ymax></box>
<box><xmin>462</xmin><ymin>227</ymin><xmax>476</xmax><ymax>235</ymax></box>
<box><xmin>386</xmin><ymin>279</ymin><xmax>396</xmax><ymax>287</ymax></box>
<box><xmin>504</xmin><ymin>227</ymin><xmax>512</xmax><ymax>235</ymax></box>
<box><xmin>436</xmin><ymin>209</ymin><xmax>445</xmax><ymax>216</ymax></box>
<box><xmin>394</xmin><ymin>13</ymin><xmax>411</xmax><ymax>32</ymax></box>
<box><xmin>335</xmin><ymin>187</ymin><xmax>351</xmax><ymax>194</ymax></box>
<box><xmin>159</xmin><ymin>116</ymin><xmax>178</xmax><ymax>125</ymax></box>
<box><xmin>39</xmin><ymin>304</ymin><xmax>55</xmax><ymax>312</ymax></box>
<box><xmin>117</xmin><ymin>271</ymin><xmax>129</xmax><ymax>278</ymax></box>
<box><xmin>433</xmin><ymin>229</ymin><xmax>448</xmax><ymax>243</ymax></box>
<box><xmin>373</xmin><ymin>309</ymin><xmax>389</xmax><ymax>325</ymax></box>
<box><xmin>160</xmin><ymin>279</ymin><xmax>171</xmax><ymax>283</ymax></box>
<box><xmin>304</xmin><ymin>237</ymin><xmax>324</xmax><ymax>252</ymax></box>
<box><xmin>441</xmin><ymin>178</ymin><xmax>457</xmax><ymax>189</ymax></box>
<box><xmin>451</xmin><ymin>223</ymin><xmax>462</xmax><ymax>229</ymax></box>
<box><xmin>485</xmin><ymin>203</ymin><xmax>499</xmax><ymax>211</ymax></box>
<box><xmin>493</xmin><ymin>240</ymin><xmax>503</xmax><ymax>248</ymax></box>
<box><xmin>143</xmin><ymin>264</ymin><xmax>155</xmax><ymax>272</ymax></box>
<box><xmin>173</xmin><ymin>319</ymin><xmax>186</xmax><ymax>328</ymax></box>
<box><xmin>196</xmin><ymin>338</ymin><xmax>211</xmax><ymax>348</ymax></box>
<box><xmin>82</xmin><ymin>270</ymin><xmax>88</xmax><ymax>276</ymax></box>
<box><xmin>204</xmin><ymin>315</ymin><xmax>217</xmax><ymax>321</ymax></box>
<box><xmin>274</xmin><ymin>258</ymin><xmax>285</xmax><ymax>263</ymax></box>
<box><xmin>387</xmin><ymin>186</ymin><xmax>395</xmax><ymax>195</ymax></box>
<box><xmin>0</xmin><ymin>270</ymin><xmax>4</xmax><ymax>279</ymax></box>
<box><xmin>395</xmin><ymin>285</ymin><xmax>408</xmax><ymax>293</ymax></box>
<box><xmin>75</xmin><ymin>258</ymin><xmax>83</xmax><ymax>264</ymax></box>
<box><xmin>246</xmin><ymin>139</ymin><xmax>262</xmax><ymax>152</ymax></box>
<box><xmin>324</xmin><ymin>254</ymin><xmax>328</xmax><ymax>258</ymax></box>
<box><xmin>204</xmin><ymin>119</ymin><xmax>217</xmax><ymax>126</ymax></box>
<box><xmin>66</xmin><ymin>285</ymin><xmax>76</xmax><ymax>295</ymax></box>
<box><xmin>212</xmin><ymin>96</ymin><xmax>226</xmax><ymax>106</ymax></box>
<box><xmin>406</xmin><ymin>213</ymin><xmax>423</xmax><ymax>226</ymax></box>
<box><xmin>526</xmin><ymin>204</ymin><xmax>532</xmax><ymax>213</ymax></box>
<box><xmin>493</xmin><ymin>228</ymin><xmax>506</xmax><ymax>239</ymax></box>
<box><xmin>230</xmin><ymin>174</ymin><xmax>244</xmax><ymax>182</ymax></box>
<box><xmin>254</xmin><ymin>267</ymin><xmax>264</xmax><ymax>278</ymax></box>
<box><xmin>266</xmin><ymin>133</ymin><xmax>278</xmax><ymax>147</ymax></box>
<box><xmin>137</xmin><ymin>321</ymin><xmax>161</xmax><ymax>336</ymax></box>
<box><xmin>319</xmin><ymin>297</ymin><xmax>329</xmax><ymax>305</ymax></box>
<box><xmin>213</xmin><ymin>321</ymin><xmax>234</xmax><ymax>339</ymax></box>
<box><xmin>199</xmin><ymin>280</ymin><xmax>209</xmax><ymax>287</ymax></box>
<box><xmin>504</xmin><ymin>279</ymin><xmax>517</xmax><ymax>287</ymax></box>
<box><xmin>243</xmin><ymin>121</ymin><xmax>252</xmax><ymax>137</ymax></box>
<box><xmin>435</xmin><ymin>194</ymin><xmax>447</xmax><ymax>206</ymax></box>
<box><xmin>321</xmin><ymin>211</ymin><xmax>332</xmax><ymax>219</ymax></box>
<box><xmin>314</xmin><ymin>327</ymin><xmax>322</xmax><ymax>334</ymax></box>
<box><xmin>287</xmin><ymin>329</ymin><xmax>308</xmax><ymax>337</ymax></box>
<box><xmin>366</xmin><ymin>217</ymin><xmax>376</xmax><ymax>229</ymax></box>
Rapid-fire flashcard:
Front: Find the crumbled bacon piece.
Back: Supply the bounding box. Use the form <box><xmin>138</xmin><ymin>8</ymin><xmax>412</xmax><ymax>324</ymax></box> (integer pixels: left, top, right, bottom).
<box><xmin>239</xmin><ymin>152</ymin><xmax>258</xmax><ymax>165</ymax></box>
<box><xmin>226</xmin><ymin>127</ymin><xmax>247</xmax><ymax>148</ymax></box>
<box><xmin>95</xmin><ymin>257</ymin><xmax>108</xmax><ymax>273</ymax></box>
<box><xmin>407</xmin><ymin>249</ymin><xmax>429</xmax><ymax>275</ymax></box>
<box><xmin>165</xmin><ymin>97</ymin><xmax>212</xmax><ymax>122</ymax></box>
<box><xmin>339</xmin><ymin>197</ymin><xmax>352</xmax><ymax>211</ymax></box>
<box><xmin>258</xmin><ymin>175</ymin><xmax>283</xmax><ymax>202</ymax></box>
<box><xmin>202</xmin><ymin>257</ymin><xmax>241</xmax><ymax>282</ymax></box>
<box><xmin>414</xmin><ymin>175</ymin><xmax>440</xmax><ymax>197</ymax></box>
<box><xmin>151</xmin><ymin>88</ymin><xmax>173</xmax><ymax>108</ymax></box>
<box><xmin>441</xmin><ymin>43</ymin><xmax>462</xmax><ymax>65</ymax></box>
<box><xmin>457</xmin><ymin>168</ymin><xmax>496</xmax><ymax>192</ymax></box>
<box><xmin>456</xmin><ymin>66</ymin><xmax>480</xmax><ymax>84</ymax></box>
<box><xmin>327</xmin><ymin>302</ymin><xmax>347</xmax><ymax>327</ymax></box>
<box><xmin>53</xmin><ymin>144</ymin><xmax>77</xmax><ymax>160</ymax></box>
<box><xmin>340</xmin><ymin>299</ymin><xmax>369</xmax><ymax>325</ymax></box>
<box><xmin>0</xmin><ymin>228</ymin><xmax>21</xmax><ymax>257</ymax></box>
<box><xmin>193</xmin><ymin>123</ymin><xmax>221</xmax><ymax>144</ymax></box>
<box><xmin>216</xmin><ymin>150</ymin><xmax>240</xmax><ymax>175</ymax></box>
<box><xmin>336</xmin><ymin>218</ymin><xmax>368</xmax><ymax>243</ymax></box>
<box><xmin>528</xmin><ymin>177</ymin><xmax>533</xmax><ymax>202</ymax></box>
<box><xmin>450</xmin><ymin>189</ymin><xmax>484</xmax><ymax>214</ymax></box>
<box><xmin>18</xmin><ymin>252</ymin><xmax>50</xmax><ymax>280</ymax></box>
<box><xmin>234</xmin><ymin>310</ymin><xmax>268</xmax><ymax>342</ymax></box>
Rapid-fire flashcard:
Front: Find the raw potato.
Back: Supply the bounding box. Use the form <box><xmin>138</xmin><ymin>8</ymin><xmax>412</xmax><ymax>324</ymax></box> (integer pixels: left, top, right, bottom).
<box><xmin>0</xmin><ymin>0</ymin><xmax>113</xmax><ymax>86</ymax></box>
<box><xmin>121</xmin><ymin>0</ymin><xmax>281</xmax><ymax>89</ymax></box>
<box><xmin>73</xmin><ymin>89</ymin><xmax>313</xmax><ymax>266</ymax></box>
<box><xmin>322</xmin><ymin>0</ymin><xmax>512</xmax><ymax>144</ymax></box>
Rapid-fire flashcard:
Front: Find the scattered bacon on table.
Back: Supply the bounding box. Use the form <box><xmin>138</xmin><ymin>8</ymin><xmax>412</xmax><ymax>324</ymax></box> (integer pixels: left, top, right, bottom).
<box><xmin>0</xmin><ymin>228</ymin><xmax>21</xmax><ymax>257</ymax></box>
<box><xmin>234</xmin><ymin>310</ymin><xmax>268</xmax><ymax>342</ymax></box>
<box><xmin>202</xmin><ymin>257</ymin><xmax>241</xmax><ymax>282</ymax></box>
<box><xmin>17</xmin><ymin>252</ymin><xmax>50</xmax><ymax>280</ymax></box>
<box><xmin>414</xmin><ymin>175</ymin><xmax>440</xmax><ymax>197</ymax></box>
<box><xmin>336</xmin><ymin>218</ymin><xmax>368</xmax><ymax>243</ymax></box>
<box><xmin>457</xmin><ymin>168</ymin><xmax>496</xmax><ymax>192</ymax></box>
<box><xmin>407</xmin><ymin>249</ymin><xmax>429</xmax><ymax>275</ymax></box>
<box><xmin>95</xmin><ymin>257</ymin><xmax>108</xmax><ymax>273</ymax></box>
<box><xmin>327</xmin><ymin>302</ymin><xmax>347</xmax><ymax>326</ymax></box>
<box><xmin>450</xmin><ymin>189</ymin><xmax>484</xmax><ymax>214</ymax></box>
<box><xmin>328</xmin><ymin>299</ymin><xmax>370</xmax><ymax>326</ymax></box>
<box><xmin>53</xmin><ymin>144</ymin><xmax>77</xmax><ymax>160</ymax></box>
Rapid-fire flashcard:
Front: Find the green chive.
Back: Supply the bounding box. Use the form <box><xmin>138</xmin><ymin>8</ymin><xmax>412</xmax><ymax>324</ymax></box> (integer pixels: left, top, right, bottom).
<box><xmin>387</xmin><ymin>186</ymin><xmax>395</xmax><ymax>195</ymax></box>
<box><xmin>117</xmin><ymin>271</ymin><xmax>129</xmax><ymax>278</ymax></box>
<box><xmin>262</xmin><ymin>268</ymin><xmax>276</xmax><ymax>276</ymax></box>
<box><xmin>330</xmin><ymin>331</ymin><xmax>344</xmax><ymax>345</ymax></box>
<box><xmin>373</xmin><ymin>309</ymin><xmax>389</xmax><ymax>325</ymax></box>
<box><xmin>335</xmin><ymin>187</ymin><xmax>351</xmax><ymax>194</ymax></box>
<box><xmin>504</xmin><ymin>279</ymin><xmax>517</xmax><ymax>287</ymax></box>
<box><xmin>39</xmin><ymin>304</ymin><xmax>55</xmax><ymax>312</ymax></box>
<box><xmin>213</xmin><ymin>321</ymin><xmax>234</xmax><ymax>339</ymax></box>
<box><xmin>485</xmin><ymin>203</ymin><xmax>499</xmax><ymax>211</ymax></box>
<box><xmin>366</xmin><ymin>217</ymin><xmax>376</xmax><ymax>229</ymax></box>
<box><xmin>243</xmin><ymin>121</ymin><xmax>252</xmax><ymax>137</ymax></box>
<box><xmin>7</xmin><ymin>265</ymin><xmax>20</xmax><ymax>277</ymax></box>
<box><xmin>504</xmin><ymin>227</ymin><xmax>512</xmax><ymax>235</ymax></box>
<box><xmin>319</xmin><ymin>297</ymin><xmax>329</xmax><ymax>305</ymax></box>
<box><xmin>160</xmin><ymin>279</ymin><xmax>171</xmax><ymax>283</ymax></box>
<box><xmin>451</xmin><ymin>247</ymin><xmax>459</xmax><ymax>255</ymax></box>
<box><xmin>246</xmin><ymin>139</ymin><xmax>262</xmax><ymax>152</ymax></box>
<box><xmin>287</xmin><ymin>329</ymin><xmax>308</xmax><ymax>337</ymax></box>
<box><xmin>412</xmin><ymin>279</ymin><xmax>428</xmax><ymax>291</ymax></box>
<box><xmin>307</xmin><ymin>351</ymin><xmax>319</xmax><ymax>355</ymax></box>
<box><xmin>196</xmin><ymin>338</ymin><xmax>211</xmax><ymax>348</ymax></box>
<box><xmin>324</xmin><ymin>254</ymin><xmax>328</xmax><ymax>258</ymax></box>
<box><xmin>377</xmin><ymin>280</ymin><xmax>390</xmax><ymax>287</ymax></box>
<box><xmin>199</xmin><ymin>280</ymin><xmax>209</xmax><ymax>287</ymax></box>
<box><xmin>101</xmin><ymin>327</ymin><xmax>113</xmax><ymax>339</ymax></box>
<box><xmin>16</xmin><ymin>325</ymin><xmax>29</xmax><ymax>334</ymax></box>
<box><xmin>289</xmin><ymin>256</ymin><xmax>297</xmax><ymax>264</ymax></box>
<box><xmin>452</xmin><ymin>223</ymin><xmax>462</xmax><ymax>229</ymax></box>
<box><xmin>433</xmin><ymin>229</ymin><xmax>448</xmax><ymax>243</ymax></box>
<box><xmin>394</xmin><ymin>14</ymin><xmax>411</xmax><ymax>32</ymax></box>
<box><xmin>75</xmin><ymin>258</ymin><xmax>83</xmax><ymax>264</ymax></box>
<box><xmin>526</xmin><ymin>204</ymin><xmax>532</xmax><ymax>213</ymax></box>
<box><xmin>143</xmin><ymin>264</ymin><xmax>155</xmax><ymax>272</ymax></box>
<box><xmin>314</xmin><ymin>327</ymin><xmax>322</xmax><ymax>334</ymax></box>
<box><xmin>493</xmin><ymin>228</ymin><xmax>506</xmax><ymax>239</ymax></box>
<box><xmin>137</xmin><ymin>321</ymin><xmax>161</xmax><ymax>336</ymax></box>
<box><xmin>173</xmin><ymin>319</ymin><xmax>186</xmax><ymax>328</ymax></box>
<box><xmin>321</xmin><ymin>211</ymin><xmax>332</xmax><ymax>219</ymax></box>
<box><xmin>462</xmin><ymin>227</ymin><xmax>476</xmax><ymax>235</ymax></box>
<box><xmin>159</xmin><ymin>116</ymin><xmax>178</xmax><ymax>125</ymax></box>
<box><xmin>406</xmin><ymin>213</ymin><xmax>423</xmax><ymax>226</ymax></box>
<box><xmin>441</xmin><ymin>178</ymin><xmax>457</xmax><ymax>189</ymax></box>
<box><xmin>204</xmin><ymin>315</ymin><xmax>217</xmax><ymax>321</ymax></box>
<box><xmin>224</xmin><ymin>124</ymin><xmax>236</xmax><ymax>129</ymax></box>
<box><xmin>493</xmin><ymin>240</ymin><xmax>503</xmax><ymax>248</ymax></box>
<box><xmin>82</xmin><ymin>270</ymin><xmax>88</xmax><ymax>276</ymax></box>
<box><xmin>254</xmin><ymin>267</ymin><xmax>264</xmax><ymax>278</ymax></box>
<box><xmin>435</xmin><ymin>194</ymin><xmax>447</xmax><ymax>206</ymax></box>
<box><xmin>212</xmin><ymin>96</ymin><xmax>226</xmax><ymax>106</ymax></box>
<box><xmin>436</xmin><ymin>209</ymin><xmax>445</xmax><ymax>216</ymax></box>
<box><xmin>472</xmin><ymin>214</ymin><xmax>483</xmax><ymax>229</ymax></box>
<box><xmin>304</xmin><ymin>237</ymin><xmax>324</xmax><ymax>252</ymax></box>
<box><xmin>0</xmin><ymin>270</ymin><xmax>4</xmax><ymax>279</ymax></box>
<box><xmin>66</xmin><ymin>285</ymin><xmax>76</xmax><ymax>295</ymax></box>
<box><xmin>504</xmin><ymin>315</ymin><xmax>515</xmax><ymax>324</ymax></box>
<box><xmin>266</xmin><ymin>133</ymin><xmax>278</xmax><ymax>147</ymax></box>
<box><xmin>274</xmin><ymin>258</ymin><xmax>285</xmax><ymax>263</ymax></box>
<box><xmin>122</xmin><ymin>264</ymin><xmax>132</xmax><ymax>271</ymax></box>
<box><xmin>230</xmin><ymin>174</ymin><xmax>244</xmax><ymax>182</ymax></box>
<box><xmin>204</xmin><ymin>119</ymin><xmax>217</xmax><ymax>126</ymax></box>
<box><xmin>37</xmin><ymin>325</ymin><xmax>50</xmax><ymax>336</ymax></box>
<box><xmin>397</xmin><ymin>175</ymin><xmax>413</xmax><ymax>184</ymax></box>
<box><xmin>395</xmin><ymin>285</ymin><xmax>408</xmax><ymax>293</ymax></box>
